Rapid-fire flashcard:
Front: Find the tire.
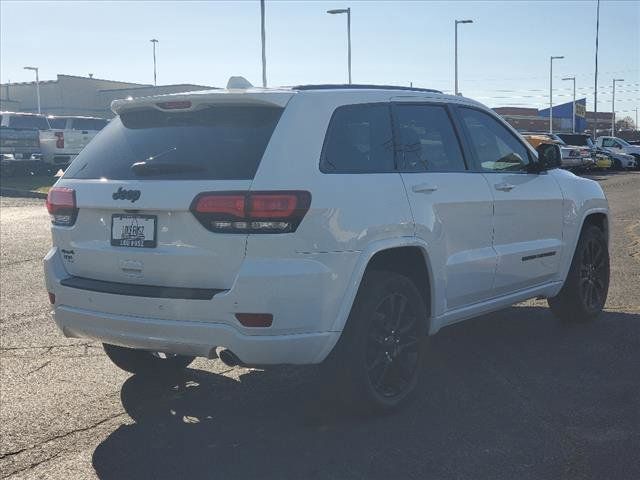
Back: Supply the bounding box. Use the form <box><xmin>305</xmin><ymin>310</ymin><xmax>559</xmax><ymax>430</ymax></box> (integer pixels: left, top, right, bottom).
<box><xmin>103</xmin><ymin>344</ymin><xmax>195</xmax><ymax>376</ymax></box>
<box><xmin>613</xmin><ymin>158</ymin><xmax>623</xmax><ymax>171</ymax></box>
<box><xmin>548</xmin><ymin>225</ymin><xmax>609</xmax><ymax>322</ymax></box>
<box><xmin>323</xmin><ymin>270</ymin><xmax>428</xmax><ymax>413</ymax></box>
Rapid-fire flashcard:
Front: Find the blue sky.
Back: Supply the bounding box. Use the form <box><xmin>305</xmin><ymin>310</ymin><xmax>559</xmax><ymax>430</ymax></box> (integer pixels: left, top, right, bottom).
<box><xmin>1</xmin><ymin>1</ymin><xmax>638</xmax><ymax>115</ymax></box>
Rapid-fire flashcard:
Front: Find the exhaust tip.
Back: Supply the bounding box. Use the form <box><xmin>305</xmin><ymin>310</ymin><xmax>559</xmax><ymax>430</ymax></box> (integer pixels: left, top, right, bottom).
<box><xmin>218</xmin><ymin>349</ymin><xmax>241</xmax><ymax>367</ymax></box>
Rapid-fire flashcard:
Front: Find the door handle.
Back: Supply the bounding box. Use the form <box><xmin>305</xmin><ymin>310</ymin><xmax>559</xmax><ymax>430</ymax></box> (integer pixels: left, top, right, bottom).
<box><xmin>494</xmin><ymin>182</ymin><xmax>515</xmax><ymax>192</ymax></box>
<box><xmin>412</xmin><ymin>183</ymin><xmax>438</xmax><ymax>193</ymax></box>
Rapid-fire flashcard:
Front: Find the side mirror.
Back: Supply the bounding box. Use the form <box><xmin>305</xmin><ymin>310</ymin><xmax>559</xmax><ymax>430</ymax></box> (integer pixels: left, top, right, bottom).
<box><xmin>535</xmin><ymin>143</ymin><xmax>562</xmax><ymax>171</ymax></box>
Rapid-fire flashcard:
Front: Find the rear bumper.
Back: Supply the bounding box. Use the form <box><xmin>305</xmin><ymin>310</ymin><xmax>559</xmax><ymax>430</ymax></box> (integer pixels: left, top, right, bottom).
<box><xmin>44</xmin><ymin>247</ymin><xmax>353</xmax><ymax>365</ymax></box>
<box><xmin>55</xmin><ymin>304</ymin><xmax>338</xmax><ymax>364</ymax></box>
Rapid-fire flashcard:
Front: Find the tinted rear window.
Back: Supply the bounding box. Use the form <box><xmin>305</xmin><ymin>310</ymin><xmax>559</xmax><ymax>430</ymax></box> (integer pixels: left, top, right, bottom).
<box><xmin>558</xmin><ymin>134</ymin><xmax>589</xmax><ymax>146</ymax></box>
<box><xmin>71</xmin><ymin>118</ymin><xmax>108</xmax><ymax>131</ymax></box>
<box><xmin>8</xmin><ymin>115</ymin><xmax>50</xmax><ymax>130</ymax></box>
<box><xmin>49</xmin><ymin>118</ymin><xmax>67</xmax><ymax>129</ymax></box>
<box><xmin>64</xmin><ymin>106</ymin><xmax>283</xmax><ymax>180</ymax></box>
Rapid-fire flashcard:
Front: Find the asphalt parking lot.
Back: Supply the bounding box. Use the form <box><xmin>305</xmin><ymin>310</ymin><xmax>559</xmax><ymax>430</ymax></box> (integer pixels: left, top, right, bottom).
<box><xmin>1</xmin><ymin>171</ymin><xmax>639</xmax><ymax>480</ymax></box>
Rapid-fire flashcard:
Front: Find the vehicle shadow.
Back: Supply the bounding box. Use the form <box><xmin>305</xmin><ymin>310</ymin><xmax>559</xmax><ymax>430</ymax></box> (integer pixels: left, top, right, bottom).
<box><xmin>92</xmin><ymin>306</ymin><xmax>640</xmax><ymax>480</ymax></box>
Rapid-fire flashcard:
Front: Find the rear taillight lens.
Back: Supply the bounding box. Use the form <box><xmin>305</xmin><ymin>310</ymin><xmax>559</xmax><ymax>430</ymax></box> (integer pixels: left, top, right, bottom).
<box><xmin>54</xmin><ymin>131</ymin><xmax>64</xmax><ymax>149</ymax></box>
<box><xmin>191</xmin><ymin>191</ymin><xmax>311</xmax><ymax>233</ymax></box>
<box><xmin>46</xmin><ymin>187</ymin><xmax>78</xmax><ymax>226</ymax></box>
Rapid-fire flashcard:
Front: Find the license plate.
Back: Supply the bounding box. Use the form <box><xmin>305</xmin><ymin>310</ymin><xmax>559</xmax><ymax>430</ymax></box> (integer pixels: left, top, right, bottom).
<box><xmin>111</xmin><ymin>214</ymin><xmax>157</xmax><ymax>248</ymax></box>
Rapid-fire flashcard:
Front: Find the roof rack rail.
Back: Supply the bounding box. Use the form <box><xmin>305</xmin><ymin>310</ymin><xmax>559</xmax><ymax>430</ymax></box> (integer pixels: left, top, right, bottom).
<box><xmin>291</xmin><ymin>84</ymin><xmax>442</xmax><ymax>94</ymax></box>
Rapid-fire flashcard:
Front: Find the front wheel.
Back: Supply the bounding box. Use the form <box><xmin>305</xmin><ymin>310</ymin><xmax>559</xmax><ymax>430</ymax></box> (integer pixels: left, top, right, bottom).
<box><xmin>103</xmin><ymin>344</ymin><xmax>195</xmax><ymax>376</ymax></box>
<box><xmin>548</xmin><ymin>225</ymin><xmax>609</xmax><ymax>322</ymax></box>
<box><xmin>324</xmin><ymin>270</ymin><xmax>428</xmax><ymax>413</ymax></box>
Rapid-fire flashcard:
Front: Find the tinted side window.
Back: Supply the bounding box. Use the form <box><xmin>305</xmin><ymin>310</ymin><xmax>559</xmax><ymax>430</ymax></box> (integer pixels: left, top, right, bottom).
<box><xmin>602</xmin><ymin>138</ymin><xmax>615</xmax><ymax>147</ymax></box>
<box><xmin>321</xmin><ymin>104</ymin><xmax>394</xmax><ymax>173</ymax></box>
<box><xmin>9</xmin><ymin>115</ymin><xmax>50</xmax><ymax>130</ymax></box>
<box><xmin>394</xmin><ymin>104</ymin><xmax>466</xmax><ymax>172</ymax></box>
<box><xmin>460</xmin><ymin>108</ymin><xmax>530</xmax><ymax>172</ymax></box>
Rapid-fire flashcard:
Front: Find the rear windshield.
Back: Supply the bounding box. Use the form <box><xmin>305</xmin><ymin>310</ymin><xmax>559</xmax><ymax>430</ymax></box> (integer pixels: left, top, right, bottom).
<box><xmin>559</xmin><ymin>134</ymin><xmax>589</xmax><ymax>146</ymax></box>
<box><xmin>8</xmin><ymin>115</ymin><xmax>50</xmax><ymax>130</ymax></box>
<box><xmin>64</xmin><ymin>106</ymin><xmax>283</xmax><ymax>180</ymax></box>
<box><xmin>49</xmin><ymin>118</ymin><xmax>67</xmax><ymax>129</ymax></box>
<box><xmin>71</xmin><ymin>118</ymin><xmax>108</xmax><ymax>131</ymax></box>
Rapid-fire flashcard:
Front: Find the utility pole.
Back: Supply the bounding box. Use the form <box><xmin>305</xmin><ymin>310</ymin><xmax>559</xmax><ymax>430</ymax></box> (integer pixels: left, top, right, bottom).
<box><xmin>549</xmin><ymin>56</ymin><xmax>564</xmax><ymax>134</ymax></box>
<box><xmin>611</xmin><ymin>78</ymin><xmax>624</xmax><ymax>136</ymax></box>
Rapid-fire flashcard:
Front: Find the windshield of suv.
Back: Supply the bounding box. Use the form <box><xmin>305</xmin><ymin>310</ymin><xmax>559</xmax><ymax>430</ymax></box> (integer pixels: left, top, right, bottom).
<box><xmin>616</xmin><ymin>138</ymin><xmax>631</xmax><ymax>147</ymax></box>
<box><xmin>8</xmin><ymin>115</ymin><xmax>50</xmax><ymax>130</ymax></box>
<box><xmin>63</xmin><ymin>105</ymin><xmax>283</xmax><ymax>180</ymax></box>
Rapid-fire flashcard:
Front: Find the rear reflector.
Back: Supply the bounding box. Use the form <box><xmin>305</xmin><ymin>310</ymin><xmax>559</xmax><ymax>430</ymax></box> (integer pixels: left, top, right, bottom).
<box><xmin>48</xmin><ymin>292</ymin><xmax>56</xmax><ymax>304</ymax></box>
<box><xmin>156</xmin><ymin>101</ymin><xmax>192</xmax><ymax>110</ymax></box>
<box><xmin>46</xmin><ymin>187</ymin><xmax>78</xmax><ymax>226</ymax></box>
<box><xmin>235</xmin><ymin>313</ymin><xmax>273</xmax><ymax>328</ymax></box>
<box><xmin>191</xmin><ymin>191</ymin><xmax>311</xmax><ymax>234</ymax></box>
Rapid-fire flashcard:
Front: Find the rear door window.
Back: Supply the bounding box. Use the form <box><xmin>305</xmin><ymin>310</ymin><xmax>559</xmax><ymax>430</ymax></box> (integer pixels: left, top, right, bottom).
<box><xmin>71</xmin><ymin>118</ymin><xmax>107</xmax><ymax>131</ymax></box>
<box><xmin>393</xmin><ymin>104</ymin><xmax>466</xmax><ymax>172</ymax></box>
<box><xmin>321</xmin><ymin>104</ymin><xmax>394</xmax><ymax>173</ymax></box>
<box><xmin>63</xmin><ymin>105</ymin><xmax>283</xmax><ymax>180</ymax></box>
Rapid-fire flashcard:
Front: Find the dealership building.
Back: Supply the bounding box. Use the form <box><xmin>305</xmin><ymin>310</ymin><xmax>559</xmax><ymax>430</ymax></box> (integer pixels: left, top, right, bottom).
<box><xmin>494</xmin><ymin>99</ymin><xmax>613</xmax><ymax>134</ymax></box>
<box><xmin>0</xmin><ymin>74</ymin><xmax>215</xmax><ymax>118</ymax></box>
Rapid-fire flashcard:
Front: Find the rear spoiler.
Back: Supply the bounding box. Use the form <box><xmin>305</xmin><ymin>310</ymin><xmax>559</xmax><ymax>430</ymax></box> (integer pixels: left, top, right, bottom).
<box><xmin>111</xmin><ymin>89</ymin><xmax>295</xmax><ymax>116</ymax></box>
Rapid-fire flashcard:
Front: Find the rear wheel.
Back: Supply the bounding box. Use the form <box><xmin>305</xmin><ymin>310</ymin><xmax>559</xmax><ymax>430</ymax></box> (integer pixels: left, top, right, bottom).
<box><xmin>548</xmin><ymin>225</ymin><xmax>609</xmax><ymax>322</ymax></box>
<box><xmin>103</xmin><ymin>344</ymin><xmax>195</xmax><ymax>376</ymax></box>
<box><xmin>324</xmin><ymin>270</ymin><xmax>427</xmax><ymax>413</ymax></box>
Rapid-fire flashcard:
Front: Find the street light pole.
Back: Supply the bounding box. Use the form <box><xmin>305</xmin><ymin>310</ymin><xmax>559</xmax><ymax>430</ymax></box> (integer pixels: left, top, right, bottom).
<box><xmin>563</xmin><ymin>76</ymin><xmax>576</xmax><ymax>133</ymax></box>
<box><xmin>23</xmin><ymin>66</ymin><xmax>40</xmax><ymax>114</ymax></box>
<box><xmin>549</xmin><ymin>56</ymin><xmax>564</xmax><ymax>134</ymax></box>
<box><xmin>150</xmin><ymin>39</ymin><xmax>159</xmax><ymax>86</ymax></box>
<box><xmin>454</xmin><ymin>19</ymin><xmax>473</xmax><ymax>96</ymax></box>
<box><xmin>611</xmin><ymin>78</ymin><xmax>624</xmax><ymax>136</ymax></box>
<box><xmin>327</xmin><ymin>8</ymin><xmax>352</xmax><ymax>84</ymax></box>
<box><xmin>593</xmin><ymin>0</ymin><xmax>600</xmax><ymax>137</ymax></box>
<box><xmin>261</xmin><ymin>0</ymin><xmax>267</xmax><ymax>87</ymax></box>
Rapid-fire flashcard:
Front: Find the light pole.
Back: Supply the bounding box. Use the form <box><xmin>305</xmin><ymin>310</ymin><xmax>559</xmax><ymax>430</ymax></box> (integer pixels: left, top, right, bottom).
<box><xmin>454</xmin><ymin>19</ymin><xmax>473</xmax><ymax>96</ymax></box>
<box><xmin>562</xmin><ymin>76</ymin><xmax>576</xmax><ymax>133</ymax></box>
<box><xmin>593</xmin><ymin>0</ymin><xmax>600</xmax><ymax>137</ymax></box>
<box><xmin>549</xmin><ymin>55</ymin><xmax>564</xmax><ymax>134</ymax></box>
<box><xmin>150</xmin><ymin>39</ymin><xmax>159</xmax><ymax>86</ymax></box>
<box><xmin>327</xmin><ymin>8</ymin><xmax>351</xmax><ymax>84</ymax></box>
<box><xmin>611</xmin><ymin>78</ymin><xmax>623</xmax><ymax>136</ymax></box>
<box><xmin>23</xmin><ymin>66</ymin><xmax>40</xmax><ymax>114</ymax></box>
<box><xmin>260</xmin><ymin>0</ymin><xmax>267</xmax><ymax>87</ymax></box>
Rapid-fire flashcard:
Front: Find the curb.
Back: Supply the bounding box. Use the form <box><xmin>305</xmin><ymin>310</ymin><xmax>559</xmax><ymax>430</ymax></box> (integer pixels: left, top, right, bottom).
<box><xmin>0</xmin><ymin>188</ymin><xmax>47</xmax><ymax>199</ymax></box>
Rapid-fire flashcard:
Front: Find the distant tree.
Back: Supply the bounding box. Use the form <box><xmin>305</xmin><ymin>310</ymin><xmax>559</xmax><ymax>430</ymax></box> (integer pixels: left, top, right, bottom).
<box><xmin>616</xmin><ymin>116</ymin><xmax>636</xmax><ymax>131</ymax></box>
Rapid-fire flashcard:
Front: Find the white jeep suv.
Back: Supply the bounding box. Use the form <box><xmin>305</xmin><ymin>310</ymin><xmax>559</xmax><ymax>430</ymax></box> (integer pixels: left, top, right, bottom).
<box><xmin>44</xmin><ymin>85</ymin><xmax>610</xmax><ymax>411</ymax></box>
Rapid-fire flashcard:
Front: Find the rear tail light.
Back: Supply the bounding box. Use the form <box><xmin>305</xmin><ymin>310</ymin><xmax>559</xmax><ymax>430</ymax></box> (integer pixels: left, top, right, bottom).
<box><xmin>46</xmin><ymin>187</ymin><xmax>78</xmax><ymax>226</ymax></box>
<box><xmin>191</xmin><ymin>191</ymin><xmax>311</xmax><ymax>234</ymax></box>
<box><xmin>54</xmin><ymin>131</ymin><xmax>64</xmax><ymax>149</ymax></box>
<box><xmin>48</xmin><ymin>292</ymin><xmax>56</xmax><ymax>304</ymax></box>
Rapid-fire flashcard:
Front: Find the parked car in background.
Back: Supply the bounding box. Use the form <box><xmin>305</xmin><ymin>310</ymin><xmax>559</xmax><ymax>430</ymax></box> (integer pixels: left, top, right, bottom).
<box><xmin>44</xmin><ymin>84</ymin><xmax>610</xmax><ymax>412</ymax></box>
<box><xmin>42</xmin><ymin>116</ymin><xmax>109</xmax><ymax>167</ymax></box>
<box><xmin>0</xmin><ymin>112</ymin><xmax>50</xmax><ymax>176</ymax></box>
<box><xmin>557</xmin><ymin>133</ymin><xmax>612</xmax><ymax>170</ymax></box>
<box><xmin>522</xmin><ymin>133</ymin><xmax>586</xmax><ymax>169</ymax></box>
<box><xmin>596</xmin><ymin>136</ymin><xmax>640</xmax><ymax>169</ymax></box>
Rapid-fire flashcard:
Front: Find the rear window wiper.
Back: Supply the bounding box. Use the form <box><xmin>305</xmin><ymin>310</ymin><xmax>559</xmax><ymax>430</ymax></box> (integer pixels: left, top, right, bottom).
<box><xmin>131</xmin><ymin>160</ymin><xmax>206</xmax><ymax>176</ymax></box>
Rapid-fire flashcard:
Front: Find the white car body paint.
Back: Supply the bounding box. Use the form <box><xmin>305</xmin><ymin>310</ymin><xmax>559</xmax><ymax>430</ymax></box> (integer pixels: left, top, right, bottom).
<box><xmin>44</xmin><ymin>87</ymin><xmax>609</xmax><ymax>365</ymax></box>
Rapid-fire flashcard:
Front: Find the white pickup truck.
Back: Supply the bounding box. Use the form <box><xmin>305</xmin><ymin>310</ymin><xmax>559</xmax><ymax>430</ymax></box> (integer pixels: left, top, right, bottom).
<box><xmin>42</xmin><ymin>116</ymin><xmax>108</xmax><ymax>167</ymax></box>
<box><xmin>595</xmin><ymin>136</ymin><xmax>640</xmax><ymax>169</ymax></box>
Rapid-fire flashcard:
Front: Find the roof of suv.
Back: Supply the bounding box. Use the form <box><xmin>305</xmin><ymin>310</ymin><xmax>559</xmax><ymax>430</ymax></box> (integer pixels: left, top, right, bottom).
<box><xmin>111</xmin><ymin>84</ymin><xmax>482</xmax><ymax>116</ymax></box>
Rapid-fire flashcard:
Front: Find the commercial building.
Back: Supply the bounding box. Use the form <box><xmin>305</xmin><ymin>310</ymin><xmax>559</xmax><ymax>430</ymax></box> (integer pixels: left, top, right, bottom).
<box><xmin>0</xmin><ymin>74</ymin><xmax>214</xmax><ymax>118</ymax></box>
<box><xmin>495</xmin><ymin>99</ymin><xmax>613</xmax><ymax>135</ymax></box>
